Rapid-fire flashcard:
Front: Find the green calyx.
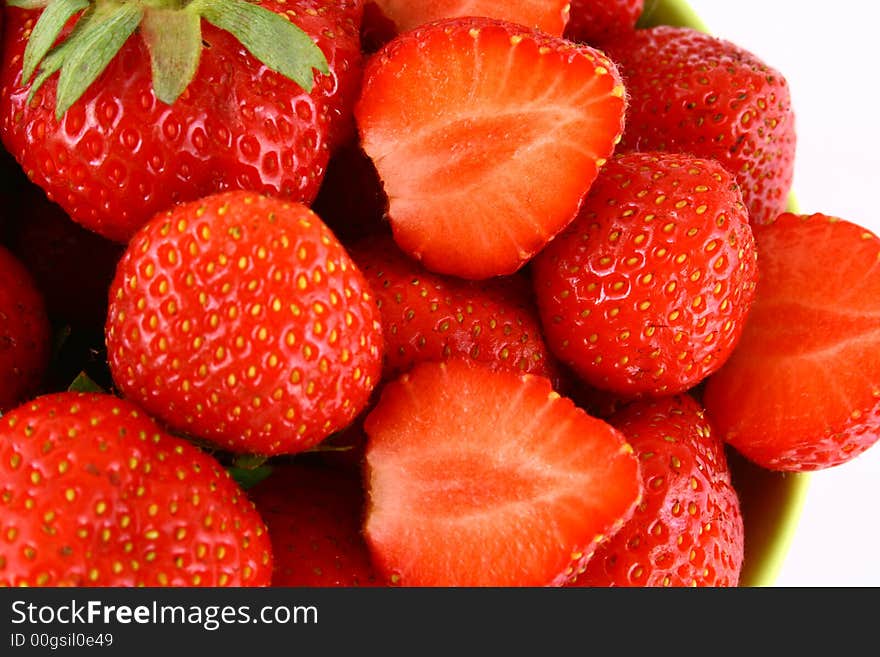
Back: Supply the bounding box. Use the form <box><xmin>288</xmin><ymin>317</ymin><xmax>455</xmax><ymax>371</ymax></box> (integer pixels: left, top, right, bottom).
<box><xmin>8</xmin><ymin>0</ymin><xmax>330</xmax><ymax>120</ymax></box>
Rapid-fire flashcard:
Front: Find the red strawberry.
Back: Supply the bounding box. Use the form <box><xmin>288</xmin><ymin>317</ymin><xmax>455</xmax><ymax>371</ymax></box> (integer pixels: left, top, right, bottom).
<box><xmin>363</xmin><ymin>359</ymin><xmax>641</xmax><ymax>586</ymax></box>
<box><xmin>569</xmin><ymin>395</ymin><xmax>744</xmax><ymax>587</ymax></box>
<box><xmin>249</xmin><ymin>463</ymin><xmax>380</xmax><ymax>586</ymax></box>
<box><xmin>356</xmin><ymin>17</ymin><xmax>626</xmax><ymax>280</ymax></box>
<box><xmin>349</xmin><ymin>234</ymin><xmax>561</xmax><ymax>384</ymax></box>
<box><xmin>0</xmin><ymin>392</ymin><xmax>272</xmax><ymax>586</ymax></box>
<box><xmin>0</xmin><ymin>244</ymin><xmax>50</xmax><ymax>412</ymax></box>
<box><xmin>0</xmin><ymin>1</ymin><xmax>363</xmax><ymax>242</ymax></box>
<box><xmin>532</xmin><ymin>152</ymin><xmax>758</xmax><ymax>397</ymax></box>
<box><xmin>363</xmin><ymin>0</ymin><xmax>571</xmax><ymax>41</ymax></box>
<box><xmin>703</xmin><ymin>213</ymin><xmax>880</xmax><ymax>471</ymax></box>
<box><xmin>564</xmin><ymin>0</ymin><xmax>643</xmax><ymax>45</ymax></box>
<box><xmin>105</xmin><ymin>191</ymin><xmax>384</xmax><ymax>456</ymax></box>
<box><xmin>601</xmin><ymin>26</ymin><xmax>796</xmax><ymax>225</ymax></box>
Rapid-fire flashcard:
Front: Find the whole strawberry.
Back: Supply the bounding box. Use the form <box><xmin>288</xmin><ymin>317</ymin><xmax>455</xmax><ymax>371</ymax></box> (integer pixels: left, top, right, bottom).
<box><xmin>0</xmin><ymin>392</ymin><xmax>272</xmax><ymax>587</ymax></box>
<box><xmin>602</xmin><ymin>26</ymin><xmax>796</xmax><ymax>225</ymax></box>
<box><xmin>249</xmin><ymin>463</ymin><xmax>380</xmax><ymax>586</ymax></box>
<box><xmin>564</xmin><ymin>0</ymin><xmax>643</xmax><ymax>45</ymax></box>
<box><xmin>532</xmin><ymin>152</ymin><xmax>758</xmax><ymax>397</ymax></box>
<box><xmin>349</xmin><ymin>234</ymin><xmax>560</xmax><ymax>384</ymax></box>
<box><xmin>569</xmin><ymin>394</ymin><xmax>744</xmax><ymax>587</ymax></box>
<box><xmin>0</xmin><ymin>0</ymin><xmax>363</xmax><ymax>242</ymax></box>
<box><xmin>105</xmin><ymin>191</ymin><xmax>383</xmax><ymax>456</ymax></box>
<box><xmin>704</xmin><ymin>213</ymin><xmax>880</xmax><ymax>471</ymax></box>
<box><xmin>0</xmin><ymin>244</ymin><xmax>50</xmax><ymax>412</ymax></box>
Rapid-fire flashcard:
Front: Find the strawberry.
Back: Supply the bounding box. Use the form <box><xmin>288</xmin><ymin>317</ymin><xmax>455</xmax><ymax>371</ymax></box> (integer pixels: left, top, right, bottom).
<box><xmin>0</xmin><ymin>392</ymin><xmax>272</xmax><ymax>586</ymax></box>
<box><xmin>532</xmin><ymin>152</ymin><xmax>758</xmax><ymax>398</ymax></box>
<box><xmin>105</xmin><ymin>191</ymin><xmax>384</xmax><ymax>456</ymax></box>
<box><xmin>0</xmin><ymin>0</ymin><xmax>364</xmax><ymax>243</ymax></box>
<box><xmin>356</xmin><ymin>17</ymin><xmax>627</xmax><ymax>280</ymax></box>
<box><xmin>363</xmin><ymin>359</ymin><xmax>641</xmax><ymax>586</ymax></box>
<box><xmin>569</xmin><ymin>394</ymin><xmax>744</xmax><ymax>587</ymax></box>
<box><xmin>601</xmin><ymin>26</ymin><xmax>796</xmax><ymax>225</ymax></box>
<box><xmin>564</xmin><ymin>0</ymin><xmax>643</xmax><ymax>45</ymax></box>
<box><xmin>349</xmin><ymin>234</ymin><xmax>560</xmax><ymax>384</ymax></box>
<box><xmin>703</xmin><ymin>213</ymin><xmax>880</xmax><ymax>472</ymax></box>
<box><xmin>249</xmin><ymin>463</ymin><xmax>380</xmax><ymax>586</ymax></box>
<box><xmin>363</xmin><ymin>0</ymin><xmax>571</xmax><ymax>42</ymax></box>
<box><xmin>0</xmin><ymin>244</ymin><xmax>50</xmax><ymax>412</ymax></box>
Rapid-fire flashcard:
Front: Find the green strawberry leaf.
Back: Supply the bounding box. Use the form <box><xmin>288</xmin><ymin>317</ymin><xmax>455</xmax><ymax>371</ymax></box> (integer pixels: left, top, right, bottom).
<box><xmin>191</xmin><ymin>0</ymin><xmax>329</xmax><ymax>93</ymax></box>
<box><xmin>67</xmin><ymin>370</ymin><xmax>106</xmax><ymax>393</ymax></box>
<box><xmin>21</xmin><ymin>0</ymin><xmax>89</xmax><ymax>83</ymax></box>
<box><xmin>227</xmin><ymin>465</ymin><xmax>274</xmax><ymax>490</ymax></box>
<box><xmin>232</xmin><ymin>453</ymin><xmax>269</xmax><ymax>470</ymax></box>
<box><xmin>6</xmin><ymin>0</ymin><xmax>51</xmax><ymax>8</ymax></box>
<box><xmin>141</xmin><ymin>6</ymin><xmax>202</xmax><ymax>105</ymax></box>
<box><xmin>227</xmin><ymin>453</ymin><xmax>273</xmax><ymax>490</ymax></box>
<box><xmin>19</xmin><ymin>0</ymin><xmax>330</xmax><ymax>119</ymax></box>
<box><xmin>28</xmin><ymin>3</ymin><xmax>94</xmax><ymax>106</ymax></box>
<box><xmin>53</xmin><ymin>1</ymin><xmax>143</xmax><ymax>119</ymax></box>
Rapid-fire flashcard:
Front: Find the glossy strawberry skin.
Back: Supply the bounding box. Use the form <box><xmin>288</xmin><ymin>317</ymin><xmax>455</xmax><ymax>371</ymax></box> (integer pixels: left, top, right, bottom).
<box><xmin>105</xmin><ymin>191</ymin><xmax>384</xmax><ymax>456</ymax></box>
<box><xmin>564</xmin><ymin>0</ymin><xmax>643</xmax><ymax>45</ymax></box>
<box><xmin>570</xmin><ymin>395</ymin><xmax>744</xmax><ymax>587</ymax></box>
<box><xmin>0</xmin><ymin>244</ymin><xmax>50</xmax><ymax>412</ymax></box>
<box><xmin>349</xmin><ymin>234</ymin><xmax>560</xmax><ymax>385</ymax></box>
<box><xmin>532</xmin><ymin>152</ymin><xmax>758</xmax><ymax>397</ymax></box>
<box><xmin>704</xmin><ymin>213</ymin><xmax>880</xmax><ymax>471</ymax></box>
<box><xmin>602</xmin><ymin>26</ymin><xmax>796</xmax><ymax>225</ymax></box>
<box><xmin>0</xmin><ymin>1</ymin><xmax>364</xmax><ymax>243</ymax></box>
<box><xmin>0</xmin><ymin>392</ymin><xmax>272</xmax><ymax>587</ymax></box>
<box><xmin>249</xmin><ymin>464</ymin><xmax>380</xmax><ymax>586</ymax></box>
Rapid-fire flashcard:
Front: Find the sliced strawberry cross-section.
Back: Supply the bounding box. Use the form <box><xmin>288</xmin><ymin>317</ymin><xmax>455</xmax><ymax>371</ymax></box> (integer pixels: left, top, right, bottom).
<box><xmin>356</xmin><ymin>17</ymin><xmax>626</xmax><ymax>280</ymax></box>
<box><xmin>703</xmin><ymin>213</ymin><xmax>880</xmax><ymax>471</ymax></box>
<box><xmin>363</xmin><ymin>359</ymin><xmax>641</xmax><ymax>586</ymax></box>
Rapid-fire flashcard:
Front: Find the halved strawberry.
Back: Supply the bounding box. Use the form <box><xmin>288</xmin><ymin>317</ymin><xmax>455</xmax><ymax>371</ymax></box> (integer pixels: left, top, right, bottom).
<box><xmin>363</xmin><ymin>359</ymin><xmax>641</xmax><ymax>586</ymax></box>
<box><xmin>364</xmin><ymin>0</ymin><xmax>571</xmax><ymax>40</ymax></box>
<box><xmin>356</xmin><ymin>17</ymin><xmax>626</xmax><ymax>280</ymax></box>
<box><xmin>703</xmin><ymin>213</ymin><xmax>880</xmax><ymax>471</ymax></box>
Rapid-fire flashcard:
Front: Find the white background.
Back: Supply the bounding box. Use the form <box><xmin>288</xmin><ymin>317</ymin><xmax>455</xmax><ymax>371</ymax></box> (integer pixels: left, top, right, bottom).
<box><xmin>684</xmin><ymin>0</ymin><xmax>880</xmax><ymax>586</ymax></box>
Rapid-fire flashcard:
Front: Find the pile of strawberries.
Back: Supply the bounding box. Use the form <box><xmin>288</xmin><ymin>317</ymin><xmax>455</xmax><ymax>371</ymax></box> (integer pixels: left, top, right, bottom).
<box><xmin>1</xmin><ymin>0</ymin><xmax>877</xmax><ymax>588</ymax></box>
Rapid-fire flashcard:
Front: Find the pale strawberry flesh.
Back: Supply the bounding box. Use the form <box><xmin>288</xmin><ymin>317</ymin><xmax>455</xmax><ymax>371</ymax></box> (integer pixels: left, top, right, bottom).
<box><xmin>703</xmin><ymin>213</ymin><xmax>880</xmax><ymax>471</ymax></box>
<box><xmin>363</xmin><ymin>359</ymin><xmax>641</xmax><ymax>586</ymax></box>
<box><xmin>356</xmin><ymin>18</ymin><xmax>626</xmax><ymax>280</ymax></box>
